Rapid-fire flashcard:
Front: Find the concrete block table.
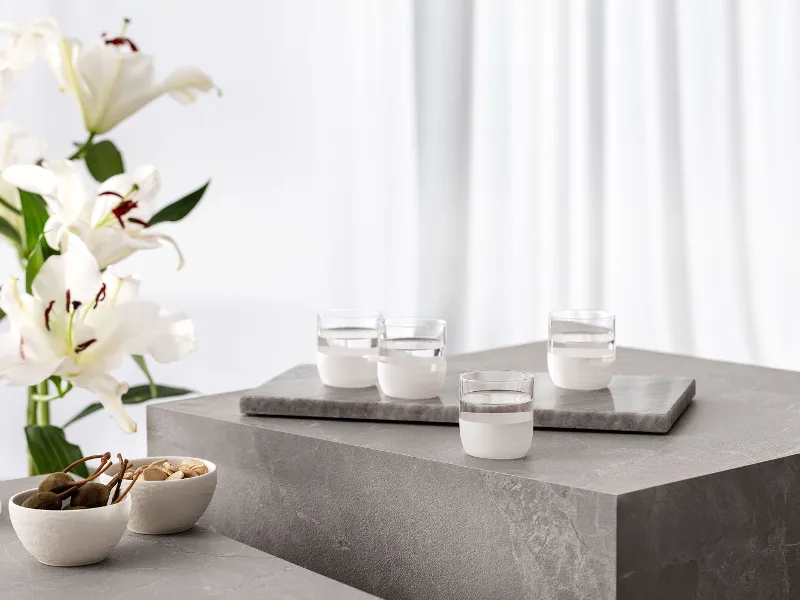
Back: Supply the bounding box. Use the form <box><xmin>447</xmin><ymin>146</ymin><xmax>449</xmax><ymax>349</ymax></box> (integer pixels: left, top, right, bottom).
<box><xmin>148</xmin><ymin>343</ymin><xmax>800</xmax><ymax>600</ymax></box>
<box><xmin>0</xmin><ymin>476</ymin><xmax>377</xmax><ymax>599</ymax></box>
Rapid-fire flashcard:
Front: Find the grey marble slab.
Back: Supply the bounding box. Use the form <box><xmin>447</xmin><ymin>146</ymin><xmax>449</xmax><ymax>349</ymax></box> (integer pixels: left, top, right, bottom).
<box><xmin>150</xmin><ymin>343</ymin><xmax>800</xmax><ymax>599</ymax></box>
<box><xmin>241</xmin><ymin>364</ymin><xmax>695</xmax><ymax>433</ymax></box>
<box><xmin>0</xmin><ymin>476</ymin><xmax>377</xmax><ymax>600</ymax></box>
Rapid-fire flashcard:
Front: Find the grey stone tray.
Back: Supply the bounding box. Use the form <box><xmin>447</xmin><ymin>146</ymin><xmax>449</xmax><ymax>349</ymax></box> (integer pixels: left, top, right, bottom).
<box><xmin>240</xmin><ymin>364</ymin><xmax>695</xmax><ymax>433</ymax></box>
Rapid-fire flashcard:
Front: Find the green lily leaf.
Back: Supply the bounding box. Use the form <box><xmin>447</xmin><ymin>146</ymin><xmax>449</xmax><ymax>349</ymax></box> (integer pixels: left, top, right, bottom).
<box><xmin>85</xmin><ymin>140</ymin><xmax>125</xmax><ymax>182</ymax></box>
<box><xmin>149</xmin><ymin>180</ymin><xmax>210</xmax><ymax>226</ymax></box>
<box><xmin>25</xmin><ymin>424</ymin><xmax>89</xmax><ymax>477</ymax></box>
<box><xmin>20</xmin><ymin>191</ymin><xmax>58</xmax><ymax>291</ymax></box>
<box><xmin>20</xmin><ymin>190</ymin><xmax>48</xmax><ymax>255</ymax></box>
<box><xmin>63</xmin><ymin>384</ymin><xmax>194</xmax><ymax>428</ymax></box>
<box><xmin>24</xmin><ymin>248</ymin><xmax>43</xmax><ymax>294</ymax></box>
<box><xmin>0</xmin><ymin>215</ymin><xmax>21</xmax><ymax>246</ymax></box>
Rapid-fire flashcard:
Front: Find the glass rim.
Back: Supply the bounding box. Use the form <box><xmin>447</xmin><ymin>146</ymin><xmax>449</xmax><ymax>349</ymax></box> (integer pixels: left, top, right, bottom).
<box><xmin>549</xmin><ymin>309</ymin><xmax>615</xmax><ymax>321</ymax></box>
<box><xmin>459</xmin><ymin>370</ymin><xmax>534</xmax><ymax>384</ymax></box>
<box><xmin>318</xmin><ymin>308</ymin><xmax>382</xmax><ymax>319</ymax></box>
<box><xmin>381</xmin><ymin>317</ymin><xmax>447</xmax><ymax>328</ymax></box>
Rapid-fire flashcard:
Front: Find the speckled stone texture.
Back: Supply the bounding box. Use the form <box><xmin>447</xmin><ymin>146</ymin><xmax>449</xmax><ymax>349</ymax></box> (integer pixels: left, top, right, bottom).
<box><xmin>241</xmin><ymin>364</ymin><xmax>694</xmax><ymax>433</ymax></box>
<box><xmin>0</xmin><ymin>476</ymin><xmax>377</xmax><ymax>600</ymax></box>
<box><xmin>149</xmin><ymin>343</ymin><xmax>800</xmax><ymax>599</ymax></box>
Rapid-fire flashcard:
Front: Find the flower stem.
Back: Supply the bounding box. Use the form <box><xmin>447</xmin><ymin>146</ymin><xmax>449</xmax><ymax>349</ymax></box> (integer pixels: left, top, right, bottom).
<box><xmin>26</xmin><ymin>386</ymin><xmax>36</xmax><ymax>475</ymax></box>
<box><xmin>26</xmin><ymin>387</ymin><xmax>36</xmax><ymax>425</ymax></box>
<box><xmin>35</xmin><ymin>381</ymin><xmax>50</xmax><ymax>425</ymax></box>
<box><xmin>37</xmin><ymin>401</ymin><xmax>50</xmax><ymax>425</ymax></box>
<box><xmin>67</xmin><ymin>133</ymin><xmax>96</xmax><ymax>160</ymax></box>
<box><xmin>33</xmin><ymin>380</ymin><xmax>73</xmax><ymax>401</ymax></box>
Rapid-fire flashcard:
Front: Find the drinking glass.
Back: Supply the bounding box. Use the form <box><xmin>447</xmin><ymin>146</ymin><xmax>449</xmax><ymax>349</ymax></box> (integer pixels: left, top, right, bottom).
<box><xmin>377</xmin><ymin>317</ymin><xmax>447</xmax><ymax>399</ymax></box>
<box><xmin>547</xmin><ymin>310</ymin><xmax>615</xmax><ymax>390</ymax></box>
<box><xmin>316</xmin><ymin>309</ymin><xmax>382</xmax><ymax>388</ymax></box>
<box><xmin>459</xmin><ymin>370</ymin><xmax>535</xmax><ymax>459</ymax></box>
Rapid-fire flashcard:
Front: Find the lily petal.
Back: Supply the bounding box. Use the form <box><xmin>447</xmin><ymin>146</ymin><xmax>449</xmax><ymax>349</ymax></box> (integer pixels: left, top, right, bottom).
<box><xmin>0</xmin><ymin>277</ymin><xmax>32</xmax><ymax>323</ymax></box>
<box><xmin>162</xmin><ymin>66</ymin><xmax>216</xmax><ymax>104</ymax></box>
<box><xmin>0</xmin><ymin>120</ymin><xmax>48</xmax><ymax>167</ymax></box>
<box><xmin>145</xmin><ymin>232</ymin><xmax>185</xmax><ymax>270</ymax></box>
<box><xmin>32</xmin><ymin>234</ymin><xmax>102</xmax><ymax>307</ymax></box>
<box><xmin>148</xmin><ymin>311</ymin><xmax>197</xmax><ymax>363</ymax></box>
<box><xmin>76</xmin><ymin>46</ymin><xmax>157</xmax><ymax>134</ymax></box>
<box><xmin>98</xmin><ymin>165</ymin><xmax>160</xmax><ymax>217</ymax></box>
<box><xmin>105</xmin><ymin>274</ymin><xmax>140</xmax><ymax>305</ymax></box>
<box><xmin>0</xmin><ymin>279</ymin><xmax>56</xmax><ymax>360</ymax></box>
<box><xmin>42</xmin><ymin>214</ymin><xmax>82</xmax><ymax>253</ymax></box>
<box><xmin>82</xmin><ymin>227</ymin><xmax>161</xmax><ymax>270</ymax></box>
<box><xmin>46</xmin><ymin>159</ymin><xmax>95</xmax><ymax>220</ymax></box>
<box><xmin>67</xmin><ymin>369</ymin><xmax>135</xmax><ymax>433</ymax></box>
<box><xmin>0</xmin><ymin>331</ymin><xmax>61</xmax><ymax>386</ymax></box>
<box><xmin>0</xmin><ymin>19</ymin><xmax>60</xmax><ymax>102</ymax></box>
<box><xmin>2</xmin><ymin>164</ymin><xmax>59</xmax><ymax>198</ymax></box>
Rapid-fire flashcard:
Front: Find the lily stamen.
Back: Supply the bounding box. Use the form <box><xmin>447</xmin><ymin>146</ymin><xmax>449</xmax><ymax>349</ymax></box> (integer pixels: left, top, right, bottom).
<box><xmin>128</xmin><ymin>217</ymin><xmax>149</xmax><ymax>228</ymax></box>
<box><xmin>75</xmin><ymin>339</ymin><xmax>97</xmax><ymax>353</ymax></box>
<box><xmin>94</xmin><ymin>283</ymin><xmax>107</xmax><ymax>308</ymax></box>
<box><xmin>65</xmin><ymin>289</ymin><xmax>71</xmax><ymax>312</ymax></box>
<box><xmin>102</xmin><ymin>20</ymin><xmax>138</xmax><ymax>53</ymax></box>
<box><xmin>97</xmin><ymin>184</ymin><xmax>140</xmax><ymax>229</ymax></box>
<box><xmin>112</xmin><ymin>200</ymin><xmax>138</xmax><ymax>228</ymax></box>
<box><xmin>104</xmin><ymin>37</ymin><xmax>138</xmax><ymax>52</ymax></box>
<box><xmin>44</xmin><ymin>300</ymin><xmax>55</xmax><ymax>331</ymax></box>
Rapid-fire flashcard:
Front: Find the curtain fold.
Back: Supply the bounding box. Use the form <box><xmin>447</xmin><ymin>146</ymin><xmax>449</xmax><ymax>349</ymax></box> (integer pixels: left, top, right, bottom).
<box><xmin>413</xmin><ymin>0</ymin><xmax>473</xmax><ymax>349</ymax></box>
<box><xmin>412</xmin><ymin>0</ymin><xmax>799</xmax><ymax>367</ymax></box>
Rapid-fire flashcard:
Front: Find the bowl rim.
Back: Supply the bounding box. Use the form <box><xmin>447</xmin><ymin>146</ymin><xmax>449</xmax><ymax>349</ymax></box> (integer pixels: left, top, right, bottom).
<box><xmin>9</xmin><ymin>487</ymin><xmax>131</xmax><ymax>514</ymax></box>
<box><xmin>100</xmin><ymin>455</ymin><xmax>217</xmax><ymax>484</ymax></box>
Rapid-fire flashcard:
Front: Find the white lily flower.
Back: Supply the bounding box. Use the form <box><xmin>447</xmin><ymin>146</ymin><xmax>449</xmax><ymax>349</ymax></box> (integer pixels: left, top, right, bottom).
<box><xmin>0</xmin><ymin>121</ymin><xmax>48</xmax><ymax>231</ymax></box>
<box><xmin>42</xmin><ymin>19</ymin><xmax>216</xmax><ymax>134</ymax></box>
<box><xmin>0</xmin><ymin>235</ymin><xmax>196</xmax><ymax>432</ymax></box>
<box><xmin>4</xmin><ymin>159</ymin><xmax>183</xmax><ymax>269</ymax></box>
<box><xmin>0</xmin><ymin>19</ymin><xmax>59</xmax><ymax>103</ymax></box>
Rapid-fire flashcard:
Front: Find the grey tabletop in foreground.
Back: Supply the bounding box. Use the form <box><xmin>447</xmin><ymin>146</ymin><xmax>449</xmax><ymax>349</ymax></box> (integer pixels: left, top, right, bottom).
<box><xmin>0</xmin><ymin>477</ymin><xmax>378</xmax><ymax>600</ymax></box>
<box><xmin>149</xmin><ymin>343</ymin><xmax>800</xmax><ymax>600</ymax></box>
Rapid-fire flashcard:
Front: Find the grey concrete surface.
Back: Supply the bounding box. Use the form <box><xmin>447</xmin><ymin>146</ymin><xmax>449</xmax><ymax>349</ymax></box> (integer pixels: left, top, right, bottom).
<box><xmin>149</xmin><ymin>342</ymin><xmax>800</xmax><ymax>599</ymax></box>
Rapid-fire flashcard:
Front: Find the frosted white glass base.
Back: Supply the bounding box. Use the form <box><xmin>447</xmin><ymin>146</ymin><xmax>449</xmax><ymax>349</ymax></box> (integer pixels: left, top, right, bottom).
<box><xmin>316</xmin><ymin>351</ymin><xmax>377</xmax><ymax>388</ymax></box>
<box><xmin>377</xmin><ymin>359</ymin><xmax>446</xmax><ymax>399</ymax></box>
<box><xmin>459</xmin><ymin>412</ymin><xmax>533</xmax><ymax>460</ymax></box>
<box><xmin>547</xmin><ymin>350</ymin><xmax>615</xmax><ymax>391</ymax></box>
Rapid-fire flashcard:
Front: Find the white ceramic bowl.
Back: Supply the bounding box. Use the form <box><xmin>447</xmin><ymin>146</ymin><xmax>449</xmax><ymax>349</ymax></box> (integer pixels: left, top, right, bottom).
<box><xmin>100</xmin><ymin>456</ymin><xmax>217</xmax><ymax>535</ymax></box>
<box><xmin>8</xmin><ymin>489</ymin><xmax>131</xmax><ymax>566</ymax></box>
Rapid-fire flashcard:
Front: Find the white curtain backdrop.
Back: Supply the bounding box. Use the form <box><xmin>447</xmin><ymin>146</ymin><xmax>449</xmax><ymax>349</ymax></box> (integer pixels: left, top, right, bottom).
<box><xmin>465</xmin><ymin>0</ymin><xmax>798</xmax><ymax>365</ymax></box>
<box><xmin>1</xmin><ymin>0</ymin><xmax>798</xmax><ymax>476</ymax></box>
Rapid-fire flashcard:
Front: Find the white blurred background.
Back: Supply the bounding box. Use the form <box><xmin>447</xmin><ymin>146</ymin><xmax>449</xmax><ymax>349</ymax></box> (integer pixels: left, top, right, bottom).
<box><xmin>2</xmin><ymin>0</ymin><xmax>800</xmax><ymax>478</ymax></box>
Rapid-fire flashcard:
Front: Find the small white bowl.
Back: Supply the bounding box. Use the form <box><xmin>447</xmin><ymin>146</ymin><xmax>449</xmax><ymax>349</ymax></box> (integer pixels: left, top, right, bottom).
<box><xmin>100</xmin><ymin>456</ymin><xmax>217</xmax><ymax>535</ymax></box>
<box><xmin>8</xmin><ymin>489</ymin><xmax>131</xmax><ymax>566</ymax></box>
